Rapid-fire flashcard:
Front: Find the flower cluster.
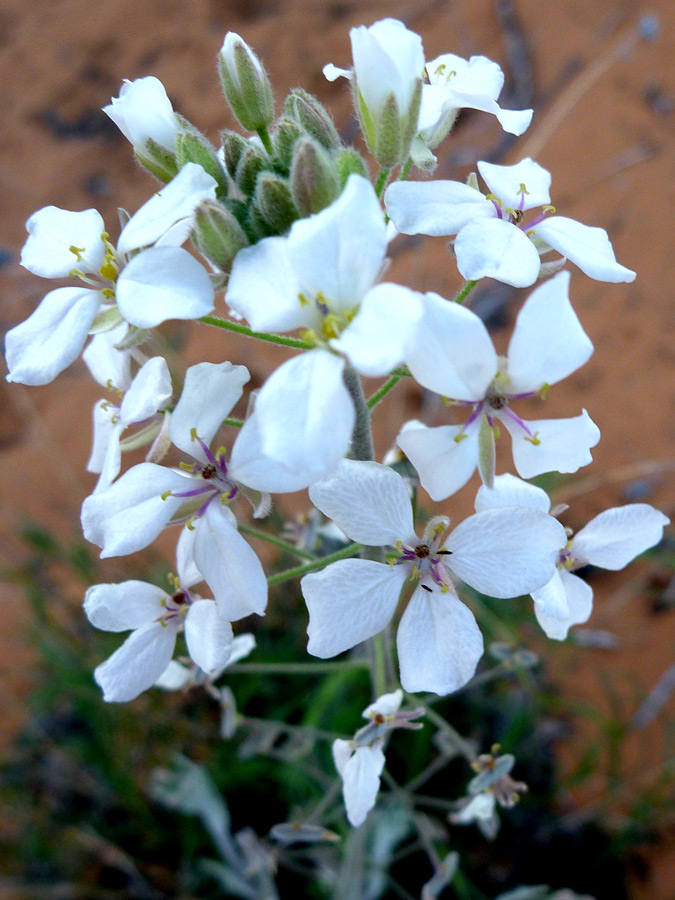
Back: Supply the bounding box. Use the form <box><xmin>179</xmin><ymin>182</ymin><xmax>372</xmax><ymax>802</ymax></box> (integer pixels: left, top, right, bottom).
<box><xmin>4</xmin><ymin>17</ymin><xmax>667</xmax><ymax>833</ymax></box>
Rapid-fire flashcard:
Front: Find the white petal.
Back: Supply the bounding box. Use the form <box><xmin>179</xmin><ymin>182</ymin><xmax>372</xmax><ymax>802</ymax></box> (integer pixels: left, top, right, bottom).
<box><xmin>117</xmin><ymin>163</ymin><xmax>217</xmax><ymax>253</ymax></box>
<box><xmin>88</xmin><ymin>402</ymin><xmax>121</xmax><ymax>473</ymax></box>
<box><xmin>406</xmin><ymin>291</ymin><xmax>496</xmax><ymax>399</ymax></box>
<box><xmin>308</xmin><ymin>459</ymin><xmax>416</xmax><ymax>546</ymax></box>
<box><xmin>84</xmin><ymin>581</ymin><xmax>168</xmax><ymax>631</ymax></box>
<box><xmin>83</xmin><ymin>324</ymin><xmax>132</xmax><ymax>389</ymax></box>
<box><xmin>397</xmin><ymin>586</ymin><xmax>484</xmax><ymax>695</ymax></box>
<box><xmin>20</xmin><ymin>206</ymin><xmax>105</xmax><ymax>277</ymax></box>
<box><xmin>94</xmin><ymin>621</ymin><xmax>177</xmax><ymax>702</ymax></box>
<box><xmin>226</xmin><ymin>237</ymin><xmax>313</xmax><ymax>333</ymax></box>
<box><xmin>494</xmin><ymin>107</ymin><xmax>533</xmax><ymax>136</ymax></box>
<box><xmin>332</xmin><ymin>739</ymin><xmax>354</xmax><ymax>777</ymax></box>
<box><xmin>447</xmin><ymin>506</ymin><xmax>566</xmax><ymax>598</ymax></box>
<box><xmin>477</xmin><ymin>158</ymin><xmax>551</xmax><ymax>210</ymax></box>
<box><xmin>534</xmin><ymin>569</ymin><xmax>593</xmax><ymax>640</ymax></box>
<box><xmin>81</xmin><ymin>462</ymin><xmax>189</xmax><ymax>556</ymax></box>
<box><xmin>502</xmin><ymin>410</ymin><xmax>600</xmax><ymax>479</ymax></box>
<box><xmin>288</xmin><ymin>175</ymin><xmax>386</xmax><ymax>312</ymax></box>
<box><xmin>323</xmin><ymin>63</ymin><xmax>351</xmax><ymax>83</ymax></box>
<box><xmin>474</xmin><ymin>473</ymin><xmax>551</xmax><ymax>513</ymax></box>
<box><xmin>397</xmin><ymin>422</ymin><xmax>480</xmax><ymax>501</ymax></box>
<box><xmin>330</xmin><ymin>283</ymin><xmax>423</xmax><ymax>376</ymax></box>
<box><xmin>192</xmin><ymin>503</ymin><xmax>268</xmax><ymax>621</ymax></box>
<box><xmin>176</xmin><ymin>524</ymin><xmax>203</xmax><ymax>590</ymax></box>
<box><xmin>506</xmin><ymin>271</ymin><xmax>593</xmax><ymax>392</ymax></box>
<box><xmin>341</xmin><ymin>744</ymin><xmax>385</xmax><ymax>827</ymax></box>
<box><xmin>534</xmin><ymin>216</ymin><xmax>636</xmax><ymax>283</ymax></box>
<box><xmin>228</xmin><ymin>633</ymin><xmax>256</xmax><ymax>665</ymax></box>
<box><xmin>155</xmin><ymin>660</ymin><xmax>192</xmax><ymax>690</ymax></box>
<box><xmin>90</xmin><ymin>416</ymin><xmax>124</xmax><ymax>493</ymax></box>
<box><xmin>530</xmin><ymin>569</ymin><xmax>569</xmax><ymax>620</ymax></box>
<box><xmin>229</xmin><ymin>351</ymin><xmax>354</xmax><ymax>493</ymax></box>
<box><xmin>455</xmin><ymin>219</ymin><xmax>541</xmax><ymax>287</ymax></box>
<box><xmin>116</xmin><ymin>246</ymin><xmax>214</xmax><ymax>328</ymax></box>
<box><xmin>185</xmin><ymin>599</ymin><xmax>234</xmax><ymax>673</ymax></box>
<box><xmin>351</xmin><ymin>18</ymin><xmax>423</xmax><ymax>118</ymax></box>
<box><xmin>5</xmin><ymin>287</ymin><xmax>102</xmax><ymax>385</ymax></box>
<box><xmin>120</xmin><ymin>356</ymin><xmax>172</xmax><ymax>425</ymax></box>
<box><xmin>364</xmin><ymin>689</ymin><xmax>403</xmax><ymax>718</ymax></box>
<box><xmin>170</xmin><ymin>361</ymin><xmax>250</xmax><ymax>458</ymax></box>
<box><xmin>303</xmin><ymin>560</ymin><xmax>407</xmax><ymax>658</ymax></box>
<box><xmin>385</xmin><ymin>180</ymin><xmax>493</xmax><ymax>237</ymax></box>
<box><xmin>454</xmin><ymin>792</ymin><xmax>496</xmax><ymax>823</ymax></box>
<box><xmin>103</xmin><ymin>76</ymin><xmax>178</xmax><ymax>152</ymax></box>
<box><xmin>571</xmin><ymin>504</ymin><xmax>669</xmax><ymax>570</ymax></box>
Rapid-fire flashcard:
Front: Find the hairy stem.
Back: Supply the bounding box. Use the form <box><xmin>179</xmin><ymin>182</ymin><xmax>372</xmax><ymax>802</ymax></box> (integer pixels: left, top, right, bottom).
<box><xmin>343</xmin><ymin>365</ymin><xmax>375</xmax><ymax>462</ymax></box>
<box><xmin>267</xmin><ymin>543</ymin><xmax>362</xmax><ymax>585</ymax></box>
<box><xmin>200</xmin><ymin>314</ymin><xmax>313</xmax><ymax>350</ymax></box>
<box><xmin>367</xmin><ymin>374</ymin><xmax>401</xmax><ymax>410</ymax></box>
<box><xmin>374</xmin><ymin>166</ymin><xmax>392</xmax><ymax>197</ymax></box>
<box><xmin>452</xmin><ymin>279</ymin><xmax>477</xmax><ymax>305</ymax></box>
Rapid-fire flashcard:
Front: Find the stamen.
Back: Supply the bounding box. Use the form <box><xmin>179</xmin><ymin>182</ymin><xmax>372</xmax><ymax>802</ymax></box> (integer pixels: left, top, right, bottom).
<box><xmin>500</xmin><ymin>406</ymin><xmax>535</xmax><ymax>438</ymax></box>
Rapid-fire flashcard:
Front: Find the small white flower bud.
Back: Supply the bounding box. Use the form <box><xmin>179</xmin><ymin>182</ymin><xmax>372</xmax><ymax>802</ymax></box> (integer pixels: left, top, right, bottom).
<box><xmin>218</xmin><ymin>32</ymin><xmax>274</xmax><ymax>132</ymax></box>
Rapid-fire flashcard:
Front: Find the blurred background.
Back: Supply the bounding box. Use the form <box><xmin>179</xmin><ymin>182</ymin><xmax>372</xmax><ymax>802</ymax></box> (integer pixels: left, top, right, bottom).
<box><xmin>0</xmin><ymin>1</ymin><xmax>673</xmax><ymax>897</ymax></box>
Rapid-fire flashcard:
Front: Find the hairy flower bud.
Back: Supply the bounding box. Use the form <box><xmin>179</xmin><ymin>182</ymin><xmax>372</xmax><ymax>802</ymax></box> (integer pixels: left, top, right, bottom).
<box><xmin>254</xmin><ymin>173</ymin><xmax>299</xmax><ymax>233</ymax></box>
<box><xmin>271</xmin><ymin>117</ymin><xmax>304</xmax><ymax>171</ymax></box>
<box><xmin>192</xmin><ymin>199</ymin><xmax>249</xmax><ymax>272</ymax></box>
<box><xmin>284</xmin><ymin>88</ymin><xmax>342</xmax><ymax>151</ymax></box>
<box><xmin>221</xmin><ymin>130</ymin><xmax>249</xmax><ymax>178</ymax></box>
<box><xmin>235</xmin><ymin>143</ymin><xmax>270</xmax><ymax>197</ymax></box>
<box><xmin>335</xmin><ymin>147</ymin><xmax>369</xmax><ymax>187</ymax></box>
<box><xmin>291</xmin><ymin>137</ymin><xmax>339</xmax><ymax>216</ymax></box>
<box><xmin>218</xmin><ymin>32</ymin><xmax>274</xmax><ymax>132</ymax></box>
<box><xmin>175</xmin><ymin>126</ymin><xmax>227</xmax><ymax>196</ymax></box>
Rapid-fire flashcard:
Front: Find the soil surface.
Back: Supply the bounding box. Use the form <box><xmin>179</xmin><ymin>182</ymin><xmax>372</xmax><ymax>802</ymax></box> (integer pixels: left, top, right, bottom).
<box><xmin>0</xmin><ymin>1</ymin><xmax>673</xmax><ymax>896</ymax></box>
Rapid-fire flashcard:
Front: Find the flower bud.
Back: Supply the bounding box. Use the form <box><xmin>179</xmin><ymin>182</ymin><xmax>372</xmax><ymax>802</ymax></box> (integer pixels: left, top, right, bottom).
<box><xmin>335</xmin><ymin>147</ymin><xmax>369</xmax><ymax>187</ymax></box>
<box><xmin>234</xmin><ymin>143</ymin><xmax>270</xmax><ymax>197</ymax></box>
<box><xmin>254</xmin><ymin>173</ymin><xmax>299</xmax><ymax>233</ymax></box>
<box><xmin>175</xmin><ymin>126</ymin><xmax>227</xmax><ymax>196</ymax></box>
<box><xmin>218</xmin><ymin>32</ymin><xmax>274</xmax><ymax>132</ymax></box>
<box><xmin>221</xmin><ymin>130</ymin><xmax>249</xmax><ymax>178</ymax></box>
<box><xmin>191</xmin><ymin>199</ymin><xmax>249</xmax><ymax>273</ymax></box>
<box><xmin>271</xmin><ymin>117</ymin><xmax>303</xmax><ymax>171</ymax></box>
<box><xmin>291</xmin><ymin>137</ymin><xmax>339</xmax><ymax>216</ymax></box>
<box><xmin>349</xmin><ymin>19</ymin><xmax>424</xmax><ymax>166</ymax></box>
<box><xmin>284</xmin><ymin>88</ymin><xmax>342</xmax><ymax>151</ymax></box>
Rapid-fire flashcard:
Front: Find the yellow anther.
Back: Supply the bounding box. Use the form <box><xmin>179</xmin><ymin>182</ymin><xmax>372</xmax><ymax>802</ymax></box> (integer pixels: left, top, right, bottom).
<box><xmin>99</xmin><ymin>262</ymin><xmax>118</xmax><ymax>281</ymax></box>
<box><xmin>168</xmin><ymin>572</ymin><xmax>179</xmax><ymax>586</ymax></box>
<box><xmin>160</xmin><ymin>489</ymin><xmax>174</xmax><ymax>501</ymax></box>
<box><xmin>299</xmin><ymin>329</ymin><xmax>319</xmax><ymax>346</ymax></box>
<box><xmin>179</xmin><ymin>605</ymin><xmax>189</xmax><ymax>618</ymax></box>
<box><xmin>433</xmin><ymin>62</ymin><xmax>446</xmax><ymax>76</ymax></box>
<box><xmin>491</xmin><ymin>424</ymin><xmax>501</xmax><ymax>440</ymax></box>
<box><xmin>69</xmin><ymin>267</ymin><xmax>86</xmax><ymax>280</ymax></box>
<box><xmin>190</xmin><ymin>427</ymin><xmax>201</xmax><ymax>442</ymax></box>
<box><xmin>219</xmin><ymin>493</ymin><xmax>230</xmax><ymax>504</ymax></box>
<box><xmin>440</xmin><ymin>584</ymin><xmax>449</xmax><ymax>593</ymax></box>
<box><xmin>432</xmin><ymin>521</ymin><xmax>445</xmax><ymax>536</ymax></box>
<box><xmin>485</xmin><ymin>193</ymin><xmax>502</xmax><ymax>208</ymax></box>
<box><xmin>524</xmin><ymin>431</ymin><xmax>541</xmax><ymax>446</ymax></box>
<box><xmin>491</xmin><ymin>742</ymin><xmax>501</xmax><ymax>754</ymax></box>
<box><xmin>542</xmin><ymin>205</ymin><xmax>556</xmax><ymax>214</ymax></box>
<box><xmin>410</xmin><ymin>565</ymin><xmax>420</xmax><ymax>579</ymax></box>
<box><xmin>388</xmin><ymin>558</ymin><xmax>395</xmax><ymax>568</ymax></box>
<box><xmin>441</xmin><ymin>396</ymin><xmax>451</xmax><ymax>406</ymax></box>
<box><xmin>453</xmin><ymin>430</ymin><xmax>468</xmax><ymax>444</ymax></box>
<box><xmin>179</xmin><ymin>461</ymin><xmax>196</xmax><ymax>473</ymax></box>
<box><xmin>518</xmin><ymin>182</ymin><xmax>530</xmax><ymax>196</ymax></box>
<box><xmin>215</xmin><ymin>445</ymin><xmax>228</xmax><ymax>460</ymax></box>
<box><xmin>538</xmin><ymin>383</ymin><xmax>551</xmax><ymax>400</ymax></box>
<box><xmin>186</xmin><ymin>516</ymin><xmax>197</xmax><ymax>531</ymax></box>
<box><xmin>69</xmin><ymin>244</ymin><xmax>86</xmax><ymax>261</ymax></box>
<box><xmin>298</xmin><ymin>292</ymin><xmax>310</xmax><ymax>306</ymax></box>
<box><xmin>321</xmin><ymin>315</ymin><xmax>341</xmax><ymax>340</ymax></box>
<box><xmin>100</xmin><ymin>288</ymin><xmax>116</xmax><ymax>300</ymax></box>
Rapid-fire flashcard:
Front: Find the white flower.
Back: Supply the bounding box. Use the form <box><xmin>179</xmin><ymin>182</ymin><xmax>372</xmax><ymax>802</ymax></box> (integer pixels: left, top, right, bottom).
<box><xmin>103</xmin><ymin>76</ymin><xmax>179</xmax><ymax>154</ymax></box>
<box><xmin>301</xmin><ymin>460</ymin><xmax>566</xmax><ymax>695</ymax></box>
<box><xmin>81</xmin><ymin>361</ymin><xmax>269</xmax><ymax>621</ymax></box>
<box><xmin>332</xmin><ymin>689</ymin><xmax>422</xmax><ymax>826</ymax></box>
<box><xmin>84</xmin><ymin>335</ymin><xmax>173</xmax><ymax>493</ymax></box>
<box><xmin>324</xmin><ymin>19</ymin><xmax>424</xmax><ymax>165</ymax></box>
<box><xmin>225</xmin><ymin>175</ymin><xmax>424</xmax><ymax>491</ymax></box>
<box><xmin>385</xmin><ymin>158</ymin><xmax>636</xmax><ymax>286</ymax></box>
<box><xmin>475</xmin><ymin>474</ymin><xmax>669</xmax><ymax>639</ymax></box>
<box><xmin>398</xmin><ymin>271</ymin><xmax>600</xmax><ymax>499</ymax></box>
<box><xmin>84</xmin><ymin>530</ymin><xmax>234</xmax><ymax>703</ymax></box>
<box><xmin>413</xmin><ymin>54</ymin><xmax>532</xmax><ymax>169</ymax></box>
<box><xmin>6</xmin><ymin>164</ymin><xmax>217</xmax><ymax>385</ymax></box>
<box><xmin>155</xmin><ymin>633</ymin><xmax>256</xmax><ymax>691</ymax></box>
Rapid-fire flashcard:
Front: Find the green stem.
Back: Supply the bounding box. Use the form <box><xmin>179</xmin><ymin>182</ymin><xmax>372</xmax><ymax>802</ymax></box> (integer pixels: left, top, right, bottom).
<box><xmin>408</xmin><ymin>694</ymin><xmax>476</xmax><ymax>762</ymax></box>
<box><xmin>374</xmin><ymin>166</ymin><xmax>392</xmax><ymax>197</ymax></box>
<box><xmin>240</xmin><ymin>714</ymin><xmax>347</xmax><ymax>743</ymax></box>
<box><xmin>238</xmin><ymin>524</ymin><xmax>317</xmax><ymax>560</ymax></box>
<box><xmin>367</xmin><ymin>375</ymin><xmax>401</xmax><ymax>410</ymax></box>
<box><xmin>223</xmin><ymin>416</ymin><xmax>243</xmax><ymax>428</ymax></box>
<box><xmin>343</xmin><ymin>365</ymin><xmax>374</xmax><ymax>461</ymax></box>
<box><xmin>391</xmin><ymin>364</ymin><xmax>412</xmax><ymax>377</ymax></box>
<box><xmin>452</xmin><ymin>279</ymin><xmax>477</xmax><ymax>305</ymax></box>
<box><xmin>398</xmin><ymin>157</ymin><xmax>413</xmax><ymax>181</ymax></box>
<box><xmin>256</xmin><ymin>125</ymin><xmax>274</xmax><ymax>156</ymax></box>
<box><xmin>267</xmin><ymin>543</ymin><xmax>362</xmax><ymax>585</ymax></box>
<box><xmin>200</xmin><ymin>315</ymin><xmax>313</xmax><ymax>350</ymax></box>
<box><xmin>227</xmin><ymin>660</ymin><xmax>367</xmax><ymax>675</ymax></box>
<box><xmin>369</xmin><ymin>633</ymin><xmax>387</xmax><ymax>697</ymax></box>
